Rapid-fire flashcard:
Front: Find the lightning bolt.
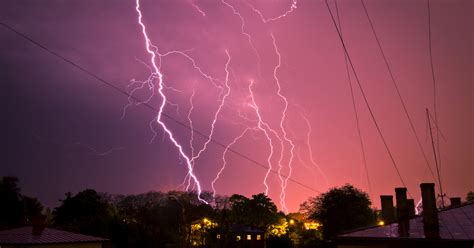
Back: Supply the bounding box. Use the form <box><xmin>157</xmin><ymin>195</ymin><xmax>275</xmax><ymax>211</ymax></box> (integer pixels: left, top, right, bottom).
<box><xmin>135</xmin><ymin>0</ymin><xmax>207</xmax><ymax>203</ymax></box>
<box><xmin>221</xmin><ymin>0</ymin><xmax>286</xmax><ymax>212</ymax></box>
<box><xmin>221</xmin><ymin>0</ymin><xmax>263</xmax><ymax>79</ymax></box>
<box><xmin>182</xmin><ymin>89</ymin><xmax>196</xmax><ymax>191</ymax></box>
<box><xmin>184</xmin><ymin>51</ymin><xmax>232</xmax><ymax>191</ymax></box>
<box><xmin>248</xmin><ymin>80</ymin><xmax>278</xmax><ymax>196</ymax></box>
<box><xmin>190</xmin><ymin>50</ymin><xmax>232</xmax><ymax>163</ymax></box>
<box><xmin>75</xmin><ymin>142</ymin><xmax>126</xmax><ymax>157</ymax></box>
<box><xmin>130</xmin><ymin>0</ymin><xmax>301</xmax><ymax>211</ymax></box>
<box><xmin>211</xmin><ymin>127</ymin><xmax>258</xmax><ymax>198</ymax></box>
<box><xmin>246</xmin><ymin>0</ymin><xmax>298</xmax><ymax>23</ymax></box>
<box><xmin>270</xmin><ymin>33</ymin><xmax>295</xmax><ymax>214</ymax></box>
<box><xmin>219</xmin><ymin>1</ymin><xmax>297</xmax><ymax>212</ymax></box>
<box><xmin>415</xmin><ymin>198</ymin><xmax>423</xmax><ymax>215</ymax></box>
<box><xmin>188</xmin><ymin>0</ymin><xmax>206</xmax><ymax>17</ymax></box>
<box><xmin>297</xmin><ymin>108</ymin><xmax>330</xmax><ymax>189</ymax></box>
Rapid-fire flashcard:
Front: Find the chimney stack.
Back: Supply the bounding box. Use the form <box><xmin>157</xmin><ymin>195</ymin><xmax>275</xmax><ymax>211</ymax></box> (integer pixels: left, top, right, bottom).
<box><xmin>450</xmin><ymin>197</ymin><xmax>461</xmax><ymax>208</ymax></box>
<box><xmin>395</xmin><ymin>187</ymin><xmax>409</xmax><ymax>237</ymax></box>
<box><xmin>407</xmin><ymin>199</ymin><xmax>416</xmax><ymax>217</ymax></box>
<box><xmin>380</xmin><ymin>195</ymin><xmax>396</xmax><ymax>223</ymax></box>
<box><xmin>420</xmin><ymin>183</ymin><xmax>439</xmax><ymax>239</ymax></box>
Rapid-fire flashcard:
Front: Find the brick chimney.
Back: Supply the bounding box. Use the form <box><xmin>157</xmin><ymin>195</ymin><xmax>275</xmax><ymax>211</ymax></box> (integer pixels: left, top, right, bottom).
<box><xmin>420</xmin><ymin>183</ymin><xmax>439</xmax><ymax>239</ymax></box>
<box><xmin>449</xmin><ymin>197</ymin><xmax>461</xmax><ymax>207</ymax></box>
<box><xmin>380</xmin><ymin>195</ymin><xmax>396</xmax><ymax>223</ymax></box>
<box><xmin>407</xmin><ymin>199</ymin><xmax>416</xmax><ymax>217</ymax></box>
<box><xmin>395</xmin><ymin>187</ymin><xmax>410</xmax><ymax>237</ymax></box>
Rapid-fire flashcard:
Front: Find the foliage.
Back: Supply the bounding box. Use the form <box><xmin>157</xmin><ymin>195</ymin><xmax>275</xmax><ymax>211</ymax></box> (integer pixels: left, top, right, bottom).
<box><xmin>0</xmin><ymin>177</ymin><xmax>43</xmax><ymax>230</ymax></box>
<box><xmin>189</xmin><ymin>218</ymin><xmax>218</xmax><ymax>246</ymax></box>
<box><xmin>111</xmin><ymin>190</ymin><xmax>214</xmax><ymax>247</ymax></box>
<box><xmin>53</xmin><ymin>189</ymin><xmax>114</xmax><ymax>237</ymax></box>
<box><xmin>267</xmin><ymin>218</ymin><xmax>289</xmax><ymax>237</ymax></box>
<box><xmin>2</xmin><ymin>177</ymin><xmax>338</xmax><ymax>248</ymax></box>
<box><xmin>300</xmin><ymin>184</ymin><xmax>375</xmax><ymax>239</ymax></box>
<box><xmin>467</xmin><ymin>191</ymin><xmax>474</xmax><ymax>203</ymax></box>
<box><xmin>228</xmin><ymin>193</ymin><xmax>278</xmax><ymax>227</ymax></box>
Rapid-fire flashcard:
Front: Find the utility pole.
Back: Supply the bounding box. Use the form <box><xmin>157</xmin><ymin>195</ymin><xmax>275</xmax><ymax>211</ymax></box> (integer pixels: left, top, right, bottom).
<box><xmin>426</xmin><ymin>108</ymin><xmax>446</xmax><ymax>208</ymax></box>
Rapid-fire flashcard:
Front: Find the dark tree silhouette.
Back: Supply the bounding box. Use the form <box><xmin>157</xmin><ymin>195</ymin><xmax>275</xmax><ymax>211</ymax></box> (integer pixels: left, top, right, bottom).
<box><xmin>22</xmin><ymin>196</ymin><xmax>44</xmax><ymax>224</ymax></box>
<box><xmin>53</xmin><ymin>189</ymin><xmax>114</xmax><ymax>237</ymax></box>
<box><xmin>228</xmin><ymin>193</ymin><xmax>278</xmax><ymax>228</ymax></box>
<box><xmin>0</xmin><ymin>177</ymin><xmax>44</xmax><ymax>230</ymax></box>
<box><xmin>112</xmin><ymin>190</ymin><xmax>214</xmax><ymax>247</ymax></box>
<box><xmin>301</xmin><ymin>184</ymin><xmax>375</xmax><ymax>239</ymax></box>
<box><xmin>0</xmin><ymin>177</ymin><xmax>23</xmax><ymax>229</ymax></box>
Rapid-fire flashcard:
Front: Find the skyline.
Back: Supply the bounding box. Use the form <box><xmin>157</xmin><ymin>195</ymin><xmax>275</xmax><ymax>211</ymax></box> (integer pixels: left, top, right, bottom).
<box><xmin>2</xmin><ymin>0</ymin><xmax>472</xmax><ymax>212</ymax></box>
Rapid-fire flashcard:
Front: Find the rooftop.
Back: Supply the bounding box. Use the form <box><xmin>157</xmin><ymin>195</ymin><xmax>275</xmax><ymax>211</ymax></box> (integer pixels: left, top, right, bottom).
<box><xmin>0</xmin><ymin>226</ymin><xmax>107</xmax><ymax>245</ymax></box>
<box><xmin>338</xmin><ymin>203</ymin><xmax>474</xmax><ymax>241</ymax></box>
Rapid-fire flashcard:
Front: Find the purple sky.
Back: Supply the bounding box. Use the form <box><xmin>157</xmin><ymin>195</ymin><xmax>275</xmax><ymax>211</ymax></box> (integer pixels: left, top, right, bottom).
<box><xmin>2</xmin><ymin>0</ymin><xmax>472</xmax><ymax>212</ymax></box>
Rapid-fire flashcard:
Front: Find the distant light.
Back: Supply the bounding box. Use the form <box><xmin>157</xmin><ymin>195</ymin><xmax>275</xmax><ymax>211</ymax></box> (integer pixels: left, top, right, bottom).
<box><xmin>378</xmin><ymin>220</ymin><xmax>385</xmax><ymax>226</ymax></box>
<box><xmin>303</xmin><ymin>221</ymin><xmax>321</xmax><ymax>230</ymax></box>
<box><xmin>289</xmin><ymin>219</ymin><xmax>295</xmax><ymax>225</ymax></box>
<box><xmin>203</xmin><ymin>218</ymin><xmax>209</xmax><ymax>223</ymax></box>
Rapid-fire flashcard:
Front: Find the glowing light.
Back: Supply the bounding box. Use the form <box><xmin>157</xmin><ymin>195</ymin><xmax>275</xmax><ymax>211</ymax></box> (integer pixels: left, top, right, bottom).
<box><xmin>267</xmin><ymin>219</ymin><xmax>289</xmax><ymax>237</ymax></box>
<box><xmin>289</xmin><ymin>219</ymin><xmax>295</xmax><ymax>225</ymax></box>
<box><xmin>303</xmin><ymin>221</ymin><xmax>321</xmax><ymax>230</ymax></box>
<box><xmin>378</xmin><ymin>220</ymin><xmax>385</xmax><ymax>226</ymax></box>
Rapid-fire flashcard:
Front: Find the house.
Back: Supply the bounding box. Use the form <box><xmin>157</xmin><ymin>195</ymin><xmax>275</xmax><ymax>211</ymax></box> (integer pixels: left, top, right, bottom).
<box><xmin>0</xmin><ymin>226</ymin><xmax>107</xmax><ymax>248</ymax></box>
<box><xmin>213</xmin><ymin>225</ymin><xmax>265</xmax><ymax>248</ymax></box>
<box><xmin>335</xmin><ymin>183</ymin><xmax>474</xmax><ymax>248</ymax></box>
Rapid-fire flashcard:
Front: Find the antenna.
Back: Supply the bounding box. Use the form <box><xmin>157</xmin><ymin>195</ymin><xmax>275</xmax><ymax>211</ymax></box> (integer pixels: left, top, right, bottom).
<box><xmin>426</xmin><ymin>108</ymin><xmax>446</xmax><ymax>208</ymax></box>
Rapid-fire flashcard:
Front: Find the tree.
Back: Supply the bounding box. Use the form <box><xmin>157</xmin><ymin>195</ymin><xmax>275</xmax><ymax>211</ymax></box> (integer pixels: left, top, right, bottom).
<box><xmin>301</xmin><ymin>184</ymin><xmax>375</xmax><ymax>239</ymax></box>
<box><xmin>112</xmin><ymin>190</ymin><xmax>215</xmax><ymax>247</ymax></box>
<box><xmin>0</xmin><ymin>177</ymin><xmax>23</xmax><ymax>229</ymax></box>
<box><xmin>0</xmin><ymin>177</ymin><xmax>44</xmax><ymax>230</ymax></box>
<box><xmin>228</xmin><ymin>193</ymin><xmax>278</xmax><ymax>227</ymax></box>
<box><xmin>22</xmin><ymin>196</ymin><xmax>44</xmax><ymax>224</ymax></box>
<box><xmin>247</xmin><ymin>193</ymin><xmax>278</xmax><ymax>227</ymax></box>
<box><xmin>53</xmin><ymin>189</ymin><xmax>114</xmax><ymax>237</ymax></box>
<box><xmin>467</xmin><ymin>191</ymin><xmax>474</xmax><ymax>203</ymax></box>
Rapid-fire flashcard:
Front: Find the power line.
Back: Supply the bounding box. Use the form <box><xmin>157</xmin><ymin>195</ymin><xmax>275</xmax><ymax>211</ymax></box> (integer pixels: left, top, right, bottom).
<box><xmin>360</xmin><ymin>0</ymin><xmax>437</xmax><ymax>184</ymax></box>
<box><xmin>334</xmin><ymin>0</ymin><xmax>373</xmax><ymax>200</ymax></box>
<box><xmin>426</xmin><ymin>108</ymin><xmax>445</xmax><ymax>208</ymax></box>
<box><xmin>426</xmin><ymin>0</ymin><xmax>442</xmax><ymax>174</ymax></box>
<box><xmin>427</xmin><ymin>110</ymin><xmax>447</xmax><ymax>142</ymax></box>
<box><xmin>427</xmin><ymin>0</ymin><xmax>446</xmax><ymax>207</ymax></box>
<box><xmin>0</xmin><ymin>22</ymin><xmax>321</xmax><ymax>194</ymax></box>
<box><xmin>324</xmin><ymin>0</ymin><xmax>411</xmax><ymax>197</ymax></box>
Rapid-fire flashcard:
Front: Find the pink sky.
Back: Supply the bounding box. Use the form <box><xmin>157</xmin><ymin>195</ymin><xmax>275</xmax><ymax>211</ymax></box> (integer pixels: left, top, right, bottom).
<box><xmin>1</xmin><ymin>0</ymin><xmax>472</xmax><ymax>212</ymax></box>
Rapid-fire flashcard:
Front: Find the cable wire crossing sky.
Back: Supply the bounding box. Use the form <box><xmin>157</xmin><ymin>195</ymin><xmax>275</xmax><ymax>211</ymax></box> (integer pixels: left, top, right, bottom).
<box><xmin>1</xmin><ymin>0</ymin><xmax>472</xmax><ymax>212</ymax></box>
